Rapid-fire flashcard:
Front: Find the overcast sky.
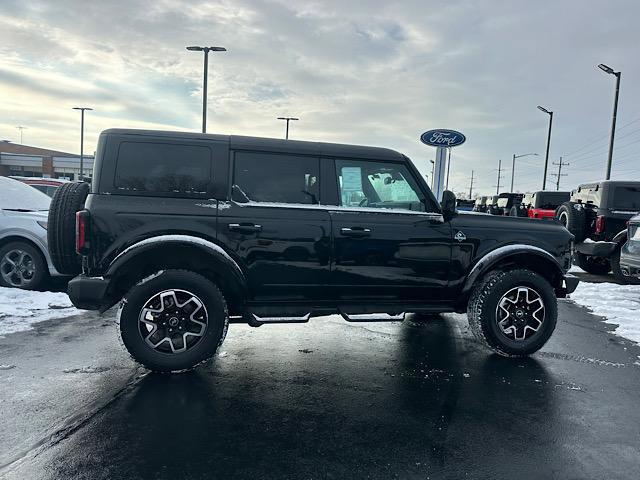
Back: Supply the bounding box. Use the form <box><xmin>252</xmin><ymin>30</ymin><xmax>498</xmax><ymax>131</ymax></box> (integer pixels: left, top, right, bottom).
<box><xmin>1</xmin><ymin>0</ymin><xmax>639</xmax><ymax>195</ymax></box>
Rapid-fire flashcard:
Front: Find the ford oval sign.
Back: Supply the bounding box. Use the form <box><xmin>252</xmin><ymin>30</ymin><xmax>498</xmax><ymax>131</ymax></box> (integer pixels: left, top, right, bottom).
<box><xmin>420</xmin><ymin>129</ymin><xmax>466</xmax><ymax>148</ymax></box>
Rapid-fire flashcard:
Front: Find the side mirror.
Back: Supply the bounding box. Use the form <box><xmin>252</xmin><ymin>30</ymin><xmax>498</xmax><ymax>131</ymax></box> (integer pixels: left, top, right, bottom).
<box><xmin>441</xmin><ymin>190</ymin><xmax>457</xmax><ymax>218</ymax></box>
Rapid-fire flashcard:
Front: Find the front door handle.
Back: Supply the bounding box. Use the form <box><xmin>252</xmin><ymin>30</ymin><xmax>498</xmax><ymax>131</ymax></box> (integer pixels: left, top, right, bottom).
<box><xmin>340</xmin><ymin>227</ymin><xmax>371</xmax><ymax>237</ymax></box>
<box><xmin>228</xmin><ymin>223</ymin><xmax>262</xmax><ymax>233</ymax></box>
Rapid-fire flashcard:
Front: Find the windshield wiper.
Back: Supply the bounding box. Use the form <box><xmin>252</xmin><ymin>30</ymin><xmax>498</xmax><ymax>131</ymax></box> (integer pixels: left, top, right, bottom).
<box><xmin>2</xmin><ymin>208</ymin><xmax>36</xmax><ymax>212</ymax></box>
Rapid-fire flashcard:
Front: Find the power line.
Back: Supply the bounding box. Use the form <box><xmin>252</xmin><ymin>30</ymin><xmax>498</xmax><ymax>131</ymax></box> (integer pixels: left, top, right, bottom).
<box><xmin>562</xmin><ymin>117</ymin><xmax>640</xmax><ymax>157</ymax></box>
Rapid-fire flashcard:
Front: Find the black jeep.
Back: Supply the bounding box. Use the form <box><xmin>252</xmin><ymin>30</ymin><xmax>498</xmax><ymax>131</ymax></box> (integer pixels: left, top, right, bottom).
<box><xmin>48</xmin><ymin>129</ymin><xmax>577</xmax><ymax>372</ymax></box>
<box><xmin>556</xmin><ymin>181</ymin><xmax>640</xmax><ymax>284</ymax></box>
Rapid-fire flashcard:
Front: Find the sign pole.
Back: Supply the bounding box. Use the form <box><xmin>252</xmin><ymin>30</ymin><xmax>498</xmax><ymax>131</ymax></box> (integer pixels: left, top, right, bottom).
<box><xmin>432</xmin><ymin>147</ymin><xmax>448</xmax><ymax>201</ymax></box>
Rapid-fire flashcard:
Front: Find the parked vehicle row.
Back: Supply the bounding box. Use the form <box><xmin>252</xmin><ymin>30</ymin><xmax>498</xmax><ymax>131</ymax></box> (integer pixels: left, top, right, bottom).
<box><xmin>556</xmin><ymin>181</ymin><xmax>640</xmax><ymax>284</ymax></box>
<box><xmin>9</xmin><ymin>176</ymin><xmax>69</xmax><ymax>198</ymax></box>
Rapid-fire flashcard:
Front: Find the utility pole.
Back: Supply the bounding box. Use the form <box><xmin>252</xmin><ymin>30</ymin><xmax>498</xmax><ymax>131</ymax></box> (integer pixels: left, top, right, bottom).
<box><xmin>73</xmin><ymin>107</ymin><xmax>93</xmax><ymax>181</ymax></box>
<box><xmin>550</xmin><ymin>157</ymin><xmax>569</xmax><ymax>191</ymax></box>
<box><xmin>277</xmin><ymin>117</ymin><xmax>299</xmax><ymax>139</ymax></box>
<box><xmin>430</xmin><ymin>160</ymin><xmax>435</xmax><ymax>189</ymax></box>
<box><xmin>468</xmin><ymin>170</ymin><xmax>474</xmax><ymax>199</ymax></box>
<box><xmin>16</xmin><ymin>126</ymin><xmax>27</xmax><ymax>144</ymax></box>
<box><xmin>495</xmin><ymin>159</ymin><xmax>503</xmax><ymax>194</ymax></box>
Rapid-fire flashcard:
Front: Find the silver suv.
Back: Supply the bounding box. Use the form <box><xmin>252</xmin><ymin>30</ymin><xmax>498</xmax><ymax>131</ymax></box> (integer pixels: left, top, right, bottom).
<box><xmin>0</xmin><ymin>176</ymin><xmax>63</xmax><ymax>289</ymax></box>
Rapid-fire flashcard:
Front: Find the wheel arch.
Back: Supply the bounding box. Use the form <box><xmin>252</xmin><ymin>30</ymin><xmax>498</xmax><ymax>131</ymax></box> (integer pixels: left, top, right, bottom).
<box><xmin>459</xmin><ymin>245</ymin><xmax>565</xmax><ymax>308</ymax></box>
<box><xmin>104</xmin><ymin>235</ymin><xmax>248</xmax><ymax>314</ymax></box>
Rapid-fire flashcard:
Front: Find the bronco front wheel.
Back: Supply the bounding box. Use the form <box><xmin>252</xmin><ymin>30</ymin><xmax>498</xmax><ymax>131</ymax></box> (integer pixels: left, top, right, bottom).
<box><xmin>118</xmin><ymin>269</ymin><xmax>228</xmax><ymax>372</ymax></box>
<box><xmin>467</xmin><ymin>269</ymin><xmax>557</xmax><ymax>356</ymax></box>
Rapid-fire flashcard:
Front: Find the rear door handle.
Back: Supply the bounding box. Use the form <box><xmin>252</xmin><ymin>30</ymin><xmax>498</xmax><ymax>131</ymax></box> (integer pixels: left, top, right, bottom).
<box><xmin>228</xmin><ymin>223</ymin><xmax>262</xmax><ymax>233</ymax></box>
<box><xmin>340</xmin><ymin>227</ymin><xmax>371</xmax><ymax>237</ymax></box>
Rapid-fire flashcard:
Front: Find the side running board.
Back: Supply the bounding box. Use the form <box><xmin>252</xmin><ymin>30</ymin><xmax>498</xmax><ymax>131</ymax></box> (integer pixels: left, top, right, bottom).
<box><xmin>247</xmin><ymin>313</ymin><xmax>311</xmax><ymax>327</ymax></box>
<box><xmin>339</xmin><ymin>311</ymin><xmax>405</xmax><ymax>322</ymax></box>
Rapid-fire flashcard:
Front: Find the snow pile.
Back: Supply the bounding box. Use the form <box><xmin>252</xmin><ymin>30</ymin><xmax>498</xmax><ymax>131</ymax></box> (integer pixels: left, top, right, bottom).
<box><xmin>571</xmin><ymin>282</ymin><xmax>640</xmax><ymax>344</ymax></box>
<box><xmin>0</xmin><ymin>287</ymin><xmax>80</xmax><ymax>336</ymax></box>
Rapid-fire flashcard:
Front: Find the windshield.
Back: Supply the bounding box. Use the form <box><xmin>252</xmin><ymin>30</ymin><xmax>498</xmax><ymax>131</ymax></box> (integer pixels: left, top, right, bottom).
<box><xmin>496</xmin><ymin>198</ymin><xmax>509</xmax><ymax>207</ymax></box>
<box><xmin>612</xmin><ymin>186</ymin><xmax>640</xmax><ymax>210</ymax></box>
<box><xmin>0</xmin><ymin>177</ymin><xmax>51</xmax><ymax>211</ymax></box>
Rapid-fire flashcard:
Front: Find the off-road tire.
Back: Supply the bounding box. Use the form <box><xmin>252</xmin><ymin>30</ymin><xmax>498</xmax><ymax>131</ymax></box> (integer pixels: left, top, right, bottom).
<box><xmin>574</xmin><ymin>252</ymin><xmax>611</xmax><ymax>275</ymax></box>
<box><xmin>467</xmin><ymin>269</ymin><xmax>557</xmax><ymax>357</ymax></box>
<box><xmin>556</xmin><ymin>202</ymin><xmax>587</xmax><ymax>241</ymax></box>
<box><xmin>0</xmin><ymin>241</ymin><xmax>48</xmax><ymax>290</ymax></box>
<box><xmin>509</xmin><ymin>206</ymin><xmax>527</xmax><ymax>217</ymax></box>
<box><xmin>47</xmin><ymin>182</ymin><xmax>90</xmax><ymax>274</ymax></box>
<box><xmin>118</xmin><ymin>269</ymin><xmax>229</xmax><ymax>373</ymax></box>
<box><xmin>611</xmin><ymin>246</ymin><xmax>640</xmax><ymax>285</ymax></box>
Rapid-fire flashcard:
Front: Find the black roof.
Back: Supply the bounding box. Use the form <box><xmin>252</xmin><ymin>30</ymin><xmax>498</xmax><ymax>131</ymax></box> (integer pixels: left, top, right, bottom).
<box><xmin>101</xmin><ymin>128</ymin><xmax>405</xmax><ymax>161</ymax></box>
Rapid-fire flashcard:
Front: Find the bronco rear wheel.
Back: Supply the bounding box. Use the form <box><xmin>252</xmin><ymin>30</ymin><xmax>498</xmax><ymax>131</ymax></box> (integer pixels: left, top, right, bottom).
<box><xmin>118</xmin><ymin>269</ymin><xmax>229</xmax><ymax>372</ymax></box>
<box><xmin>467</xmin><ymin>269</ymin><xmax>557</xmax><ymax>357</ymax></box>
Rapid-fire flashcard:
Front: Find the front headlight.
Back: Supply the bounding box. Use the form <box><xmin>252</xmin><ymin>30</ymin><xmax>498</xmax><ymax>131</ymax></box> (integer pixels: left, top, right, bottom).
<box><xmin>37</xmin><ymin>220</ymin><xmax>48</xmax><ymax>230</ymax></box>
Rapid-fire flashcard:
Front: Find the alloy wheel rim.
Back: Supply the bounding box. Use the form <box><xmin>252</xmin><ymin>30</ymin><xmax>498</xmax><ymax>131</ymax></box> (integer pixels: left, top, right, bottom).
<box><xmin>0</xmin><ymin>249</ymin><xmax>36</xmax><ymax>287</ymax></box>
<box><xmin>138</xmin><ymin>289</ymin><xmax>208</xmax><ymax>354</ymax></box>
<box><xmin>495</xmin><ymin>286</ymin><xmax>545</xmax><ymax>341</ymax></box>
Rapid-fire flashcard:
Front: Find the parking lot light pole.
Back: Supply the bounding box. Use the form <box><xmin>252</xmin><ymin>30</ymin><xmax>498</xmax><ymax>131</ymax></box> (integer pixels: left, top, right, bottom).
<box><xmin>511</xmin><ymin>153</ymin><xmax>537</xmax><ymax>192</ymax></box>
<box><xmin>73</xmin><ymin>107</ymin><xmax>93</xmax><ymax>181</ymax></box>
<box><xmin>277</xmin><ymin>117</ymin><xmax>299</xmax><ymax>139</ymax></box>
<box><xmin>598</xmin><ymin>63</ymin><xmax>621</xmax><ymax>180</ymax></box>
<box><xmin>186</xmin><ymin>46</ymin><xmax>226</xmax><ymax>133</ymax></box>
<box><xmin>537</xmin><ymin>106</ymin><xmax>553</xmax><ymax>190</ymax></box>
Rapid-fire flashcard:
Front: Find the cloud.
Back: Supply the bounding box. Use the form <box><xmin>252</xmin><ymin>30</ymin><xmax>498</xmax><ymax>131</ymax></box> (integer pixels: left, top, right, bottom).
<box><xmin>1</xmin><ymin>0</ymin><xmax>639</xmax><ymax>194</ymax></box>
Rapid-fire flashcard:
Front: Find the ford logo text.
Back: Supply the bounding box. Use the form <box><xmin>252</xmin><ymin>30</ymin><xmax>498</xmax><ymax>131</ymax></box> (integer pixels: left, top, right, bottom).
<box><xmin>420</xmin><ymin>129</ymin><xmax>466</xmax><ymax>148</ymax></box>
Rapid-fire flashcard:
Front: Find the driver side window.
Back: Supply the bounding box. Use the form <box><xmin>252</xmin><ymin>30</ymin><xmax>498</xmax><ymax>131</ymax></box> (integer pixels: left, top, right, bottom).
<box><xmin>334</xmin><ymin>159</ymin><xmax>426</xmax><ymax>212</ymax></box>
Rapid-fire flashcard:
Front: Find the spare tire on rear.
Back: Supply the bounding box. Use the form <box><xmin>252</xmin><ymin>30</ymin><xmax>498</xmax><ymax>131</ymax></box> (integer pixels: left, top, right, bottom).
<box><xmin>47</xmin><ymin>182</ymin><xmax>90</xmax><ymax>274</ymax></box>
<box><xmin>510</xmin><ymin>205</ymin><xmax>527</xmax><ymax>217</ymax></box>
<box><xmin>556</xmin><ymin>202</ymin><xmax>586</xmax><ymax>241</ymax></box>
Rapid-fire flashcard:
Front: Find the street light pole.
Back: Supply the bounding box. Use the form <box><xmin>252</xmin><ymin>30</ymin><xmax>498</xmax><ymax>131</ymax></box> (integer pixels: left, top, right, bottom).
<box><xmin>510</xmin><ymin>152</ymin><xmax>538</xmax><ymax>192</ymax></box>
<box><xmin>16</xmin><ymin>126</ymin><xmax>27</xmax><ymax>144</ymax></box>
<box><xmin>537</xmin><ymin>106</ymin><xmax>553</xmax><ymax>190</ymax></box>
<box><xmin>186</xmin><ymin>46</ymin><xmax>226</xmax><ymax>133</ymax></box>
<box><xmin>73</xmin><ymin>107</ymin><xmax>93</xmax><ymax>181</ymax></box>
<box><xmin>598</xmin><ymin>63</ymin><xmax>621</xmax><ymax>180</ymax></box>
<box><xmin>277</xmin><ymin>117</ymin><xmax>299</xmax><ymax>139</ymax></box>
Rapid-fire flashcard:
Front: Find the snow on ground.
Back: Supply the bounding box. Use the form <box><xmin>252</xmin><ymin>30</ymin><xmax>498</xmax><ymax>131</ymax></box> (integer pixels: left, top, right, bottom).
<box><xmin>0</xmin><ymin>287</ymin><xmax>80</xmax><ymax>336</ymax></box>
<box><xmin>571</xmin><ymin>281</ymin><xmax>640</xmax><ymax>344</ymax></box>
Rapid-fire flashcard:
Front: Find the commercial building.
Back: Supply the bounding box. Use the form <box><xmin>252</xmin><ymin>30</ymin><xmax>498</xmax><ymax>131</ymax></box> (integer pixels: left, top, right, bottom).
<box><xmin>0</xmin><ymin>140</ymin><xmax>94</xmax><ymax>181</ymax></box>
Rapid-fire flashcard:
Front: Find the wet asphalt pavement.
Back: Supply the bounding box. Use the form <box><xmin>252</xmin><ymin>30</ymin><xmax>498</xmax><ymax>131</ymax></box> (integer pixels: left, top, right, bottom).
<box><xmin>1</xmin><ymin>282</ymin><xmax>640</xmax><ymax>479</ymax></box>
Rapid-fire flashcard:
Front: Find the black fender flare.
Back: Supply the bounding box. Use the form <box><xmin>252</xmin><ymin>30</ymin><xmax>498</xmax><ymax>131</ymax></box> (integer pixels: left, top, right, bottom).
<box><xmin>461</xmin><ymin>244</ymin><xmax>565</xmax><ymax>297</ymax></box>
<box><xmin>106</xmin><ymin>234</ymin><xmax>248</xmax><ymax>300</ymax></box>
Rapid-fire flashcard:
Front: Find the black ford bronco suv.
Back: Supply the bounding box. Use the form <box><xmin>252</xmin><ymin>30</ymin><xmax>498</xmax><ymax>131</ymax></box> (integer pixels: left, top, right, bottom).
<box><xmin>48</xmin><ymin>129</ymin><xmax>578</xmax><ymax>372</ymax></box>
<box><xmin>556</xmin><ymin>181</ymin><xmax>640</xmax><ymax>284</ymax></box>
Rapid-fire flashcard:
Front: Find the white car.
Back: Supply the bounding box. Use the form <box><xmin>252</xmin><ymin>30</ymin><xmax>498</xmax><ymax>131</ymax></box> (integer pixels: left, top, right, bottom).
<box><xmin>0</xmin><ymin>176</ymin><xmax>64</xmax><ymax>289</ymax></box>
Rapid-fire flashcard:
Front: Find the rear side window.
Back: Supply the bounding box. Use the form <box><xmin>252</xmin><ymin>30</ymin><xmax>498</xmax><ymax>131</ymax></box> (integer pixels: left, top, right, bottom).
<box><xmin>613</xmin><ymin>186</ymin><xmax>640</xmax><ymax>210</ymax></box>
<box><xmin>232</xmin><ymin>152</ymin><xmax>319</xmax><ymax>204</ymax></box>
<box><xmin>115</xmin><ymin>142</ymin><xmax>211</xmax><ymax>194</ymax></box>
